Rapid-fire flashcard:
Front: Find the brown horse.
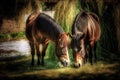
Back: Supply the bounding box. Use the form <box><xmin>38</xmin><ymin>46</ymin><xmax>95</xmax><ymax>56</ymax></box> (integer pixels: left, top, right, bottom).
<box><xmin>70</xmin><ymin>11</ymin><xmax>101</xmax><ymax>68</ymax></box>
<box><xmin>25</xmin><ymin>12</ymin><xmax>70</xmax><ymax>67</ymax></box>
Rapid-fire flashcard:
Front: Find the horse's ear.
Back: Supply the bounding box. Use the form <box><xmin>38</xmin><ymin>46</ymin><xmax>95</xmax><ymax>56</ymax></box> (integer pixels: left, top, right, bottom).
<box><xmin>67</xmin><ymin>33</ymin><xmax>73</xmax><ymax>38</ymax></box>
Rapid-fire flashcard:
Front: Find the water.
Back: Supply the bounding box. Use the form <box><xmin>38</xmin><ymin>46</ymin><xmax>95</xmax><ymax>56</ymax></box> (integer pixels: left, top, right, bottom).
<box><xmin>0</xmin><ymin>40</ymin><xmax>30</xmax><ymax>59</ymax></box>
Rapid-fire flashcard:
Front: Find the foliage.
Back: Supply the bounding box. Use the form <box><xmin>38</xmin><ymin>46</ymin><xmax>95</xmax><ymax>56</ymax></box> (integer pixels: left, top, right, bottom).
<box><xmin>54</xmin><ymin>0</ymin><xmax>80</xmax><ymax>33</ymax></box>
<box><xmin>46</xmin><ymin>41</ymin><xmax>57</xmax><ymax>61</ymax></box>
<box><xmin>10</xmin><ymin>32</ymin><xmax>25</xmax><ymax>38</ymax></box>
<box><xmin>0</xmin><ymin>34</ymin><xmax>10</xmax><ymax>39</ymax></box>
<box><xmin>41</xmin><ymin>1</ymin><xmax>48</xmax><ymax>11</ymax></box>
<box><xmin>0</xmin><ymin>32</ymin><xmax>25</xmax><ymax>40</ymax></box>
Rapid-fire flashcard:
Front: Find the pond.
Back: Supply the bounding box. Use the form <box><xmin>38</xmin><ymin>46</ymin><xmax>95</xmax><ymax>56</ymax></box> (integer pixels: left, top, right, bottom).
<box><xmin>0</xmin><ymin>39</ymin><xmax>30</xmax><ymax>59</ymax></box>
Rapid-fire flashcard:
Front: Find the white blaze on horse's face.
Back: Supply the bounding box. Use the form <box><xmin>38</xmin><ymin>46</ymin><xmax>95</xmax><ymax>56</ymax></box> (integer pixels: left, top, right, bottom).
<box><xmin>65</xmin><ymin>47</ymin><xmax>70</xmax><ymax>64</ymax></box>
<box><xmin>57</xmin><ymin>34</ymin><xmax>70</xmax><ymax>67</ymax></box>
<box><xmin>57</xmin><ymin>45</ymin><xmax>70</xmax><ymax>67</ymax></box>
<box><xmin>74</xmin><ymin>50</ymin><xmax>84</xmax><ymax>68</ymax></box>
<box><xmin>71</xmin><ymin>34</ymin><xmax>85</xmax><ymax>68</ymax></box>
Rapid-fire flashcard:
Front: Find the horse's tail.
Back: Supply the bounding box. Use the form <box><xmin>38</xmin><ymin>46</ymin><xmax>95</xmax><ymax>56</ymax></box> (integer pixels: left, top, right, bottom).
<box><xmin>88</xmin><ymin>12</ymin><xmax>101</xmax><ymax>42</ymax></box>
<box><xmin>25</xmin><ymin>12</ymin><xmax>40</xmax><ymax>43</ymax></box>
<box><xmin>26</xmin><ymin>12</ymin><xmax>40</xmax><ymax>36</ymax></box>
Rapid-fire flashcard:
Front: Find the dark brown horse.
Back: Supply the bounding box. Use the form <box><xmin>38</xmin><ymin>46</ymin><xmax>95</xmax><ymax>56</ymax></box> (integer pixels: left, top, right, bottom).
<box><xmin>70</xmin><ymin>11</ymin><xmax>101</xmax><ymax>68</ymax></box>
<box><xmin>25</xmin><ymin>12</ymin><xmax>70</xmax><ymax>67</ymax></box>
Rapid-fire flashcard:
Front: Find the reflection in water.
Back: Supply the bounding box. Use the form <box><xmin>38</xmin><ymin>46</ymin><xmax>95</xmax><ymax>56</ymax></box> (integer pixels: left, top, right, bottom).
<box><xmin>0</xmin><ymin>40</ymin><xmax>30</xmax><ymax>58</ymax></box>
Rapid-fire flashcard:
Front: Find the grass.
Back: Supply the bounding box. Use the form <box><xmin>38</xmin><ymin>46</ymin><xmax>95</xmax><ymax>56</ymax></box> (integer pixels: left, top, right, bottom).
<box><xmin>0</xmin><ymin>53</ymin><xmax>120</xmax><ymax>80</ymax></box>
<box><xmin>10</xmin><ymin>32</ymin><xmax>25</xmax><ymax>38</ymax></box>
<box><xmin>0</xmin><ymin>32</ymin><xmax>25</xmax><ymax>41</ymax></box>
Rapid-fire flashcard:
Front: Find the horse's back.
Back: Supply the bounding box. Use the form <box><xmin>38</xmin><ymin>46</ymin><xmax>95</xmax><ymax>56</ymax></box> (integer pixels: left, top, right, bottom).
<box><xmin>36</xmin><ymin>13</ymin><xmax>63</xmax><ymax>40</ymax></box>
<box><xmin>25</xmin><ymin>12</ymin><xmax>64</xmax><ymax>43</ymax></box>
<box><xmin>72</xmin><ymin>12</ymin><xmax>88</xmax><ymax>34</ymax></box>
<box><xmin>72</xmin><ymin>11</ymin><xmax>101</xmax><ymax>42</ymax></box>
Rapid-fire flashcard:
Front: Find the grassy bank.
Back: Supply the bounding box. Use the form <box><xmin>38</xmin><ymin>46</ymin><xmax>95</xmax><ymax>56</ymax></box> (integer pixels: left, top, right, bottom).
<box><xmin>0</xmin><ymin>32</ymin><xmax>26</xmax><ymax>41</ymax></box>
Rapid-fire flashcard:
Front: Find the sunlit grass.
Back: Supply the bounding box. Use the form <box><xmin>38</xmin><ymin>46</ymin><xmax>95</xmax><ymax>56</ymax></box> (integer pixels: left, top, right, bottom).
<box><xmin>0</xmin><ymin>54</ymin><xmax>119</xmax><ymax>79</ymax></box>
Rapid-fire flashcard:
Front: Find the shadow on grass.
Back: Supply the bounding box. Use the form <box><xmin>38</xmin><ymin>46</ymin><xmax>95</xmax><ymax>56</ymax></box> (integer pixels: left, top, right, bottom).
<box><xmin>0</xmin><ymin>53</ymin><xmax>120</xmax><ymax>80</ymax></box>
<box><xmin>0</xmin><ymin>55</ymin><xmax>59</xmax><ymax>72</ymax></box>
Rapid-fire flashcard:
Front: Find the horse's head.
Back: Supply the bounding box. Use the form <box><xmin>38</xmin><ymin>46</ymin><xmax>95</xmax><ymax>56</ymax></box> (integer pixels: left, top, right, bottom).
<box><xmin>56</xmin><ymin>33</ymin><xmax>70</xmax><ymax>67</ymax></box>
<box><xmin>70</xmin><ymin>33</ymin><xmax>86</xmax><ymax>68</ymax></box>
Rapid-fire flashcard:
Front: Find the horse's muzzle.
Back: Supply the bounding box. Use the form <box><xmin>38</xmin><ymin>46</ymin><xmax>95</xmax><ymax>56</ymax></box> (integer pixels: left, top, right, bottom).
<box><xmin>74</xmin><ymin>63</ymin><xmax>81</xmax><ymax>68</ymax></box>
<box><xmin>61</xmin><ymin>60</ymin><xmax>69</xmax><ymax>67</ymax></box>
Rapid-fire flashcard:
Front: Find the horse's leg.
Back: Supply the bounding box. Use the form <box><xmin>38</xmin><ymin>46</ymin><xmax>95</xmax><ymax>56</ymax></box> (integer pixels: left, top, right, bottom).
<box><xmin>93</xmin><ymin>42</ymin><xmax>97</xmax><ymax>63</ymax></box>
<box><xmin>29</xmin><ymin>42</ymin><xmax>35</xmax><ymax>66</ymax></box>
<box><xmin>41</xmin><ymin>43</ymin><xmax>48</xmax><ymax>66</ymax></box>
<box><xmin>84</xmin><ymin>43</ymin><xmax>87</xmax><ymax>64</ymax></box>
<box><xmin>85</xmin><ymin>38</ymin><xmax>89</xmax><ymax>64</ymax></box>
<box><xmin>36</xmin><ymin>44</ymin><xmax>41</xmax><ymax>65</ymax></box>
<box><xmin>85</xmin><ymin>45</ymin><xmax>89</xmax><ymax>63</ymax></box>
<box><xmin>89</xmin><ymin>43</ymin><xmax>93</xmax><ymax>65</ymax></box>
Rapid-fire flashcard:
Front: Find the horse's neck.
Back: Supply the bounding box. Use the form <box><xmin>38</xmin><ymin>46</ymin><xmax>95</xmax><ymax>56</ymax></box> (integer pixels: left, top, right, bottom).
<box><xmin>52</xmin><ymin>32</ymin><xmax>64</xmax><ymax>42</ymax></box>
<box><xmin>81</xmin><ymin>39</ymin><xmax>86</xmax><ymax>58</ymax></box>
